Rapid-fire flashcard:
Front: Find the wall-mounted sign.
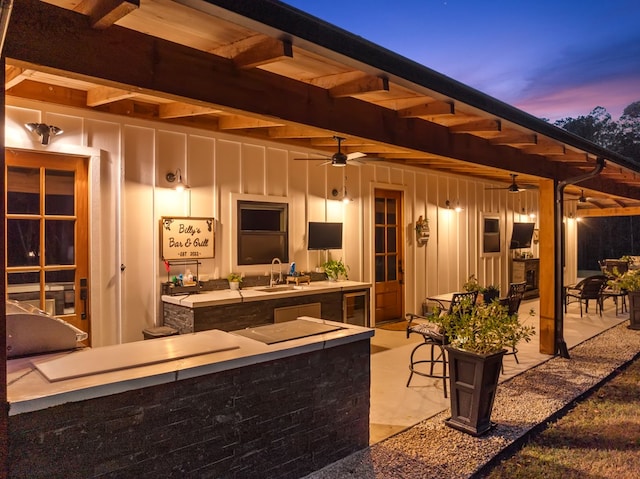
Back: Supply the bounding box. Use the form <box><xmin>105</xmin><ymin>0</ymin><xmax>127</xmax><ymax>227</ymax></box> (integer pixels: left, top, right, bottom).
<box><xmin>161</xmin><ymin>217</ymin><xmax>215</xmax><ymax>260</ymax></box>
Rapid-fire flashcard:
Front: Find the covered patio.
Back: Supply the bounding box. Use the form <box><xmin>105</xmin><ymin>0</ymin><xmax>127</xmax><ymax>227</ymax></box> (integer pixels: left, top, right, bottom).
<box><xmin>2</xmin><ymin>1</ymin><xmax>640</xmax><ymax>477</ymax></box>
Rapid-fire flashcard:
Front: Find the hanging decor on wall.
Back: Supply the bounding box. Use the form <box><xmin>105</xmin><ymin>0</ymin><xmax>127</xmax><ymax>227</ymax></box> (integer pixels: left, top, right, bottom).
<box><xmin>161</xmin><ymin>216</ymin><xmax>215</xmax><ymax>261</ymax></box>
<box><xmin>415</xmin><ymin>215</ymin><xmax>430</xmax><ymax>246</ymax></box>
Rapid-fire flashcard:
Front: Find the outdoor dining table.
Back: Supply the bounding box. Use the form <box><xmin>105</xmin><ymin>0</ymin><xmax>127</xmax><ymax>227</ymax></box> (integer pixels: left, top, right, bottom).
<box><xmin>423</xmin><ymin>292</ymin><xmax>460</xmax><ymax>313</ymax></box>
<box><xmin>600</xmin><ymin>288</ymin><xmax>628</xmax><ymax>315</ymax></box>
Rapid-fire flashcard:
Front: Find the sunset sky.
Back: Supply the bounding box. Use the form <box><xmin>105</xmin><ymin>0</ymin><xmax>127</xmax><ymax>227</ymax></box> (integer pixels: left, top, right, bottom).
<box><xmin>283</xmin><ymin>0</ymin><xmax>640</xmax><ymax>122</ymax></box>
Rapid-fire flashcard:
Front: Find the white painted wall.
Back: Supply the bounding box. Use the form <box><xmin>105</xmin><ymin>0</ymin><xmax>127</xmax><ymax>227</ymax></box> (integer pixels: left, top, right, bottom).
<box><xmin>6</xmin><ymin>97</ymin><xmax>571</xmax><ymax>346</ymax></box>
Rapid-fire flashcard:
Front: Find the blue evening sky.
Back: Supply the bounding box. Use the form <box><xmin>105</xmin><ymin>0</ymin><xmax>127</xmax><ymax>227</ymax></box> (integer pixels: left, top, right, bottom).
<box><xmin>282</xmin><ymin>0</ymin><xmax>640</xmax><ymax>121</ymax></box>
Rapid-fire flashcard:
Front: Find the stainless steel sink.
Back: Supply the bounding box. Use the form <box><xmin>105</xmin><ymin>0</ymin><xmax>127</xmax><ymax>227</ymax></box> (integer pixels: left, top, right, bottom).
<box><xmin>255</xmin><ymin>285</ymin><xmax>296</xmax><ymax>292</ymax></box>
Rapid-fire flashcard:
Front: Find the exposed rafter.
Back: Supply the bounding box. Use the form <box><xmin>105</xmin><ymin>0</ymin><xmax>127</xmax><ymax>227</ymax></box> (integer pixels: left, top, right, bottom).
<box><xmin>74</xmin><ymin>0</ymin><xmax>139</xmax><ymax>29</ymax></box>
<box><xmin>329</xmin><ymin>75</ymin><xmax>389</xmax><ymax>98</ymax></box>
<box><xmin>230</xmin><ymin>37</ymin><xmax>293</xmax><ymax>69</ymax></box>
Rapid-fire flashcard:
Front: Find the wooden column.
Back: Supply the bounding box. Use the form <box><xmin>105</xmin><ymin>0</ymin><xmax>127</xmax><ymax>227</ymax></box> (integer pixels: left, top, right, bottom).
<box><xmin>538</xmin><ymin>179</ymin><xmax>556</xmax><ymax>354</ymax></box>
<box><xmin>1</xmin><ymin>54</ymin><xmax>8</xmax><ymax>479</ymax></box>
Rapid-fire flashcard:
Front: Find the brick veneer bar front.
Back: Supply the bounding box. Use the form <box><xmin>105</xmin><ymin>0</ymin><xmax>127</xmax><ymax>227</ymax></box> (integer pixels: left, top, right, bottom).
<box><xmin>8</xmin><ymin>340</ymin><xmax>370</xmax><ymax>479</ymax></box>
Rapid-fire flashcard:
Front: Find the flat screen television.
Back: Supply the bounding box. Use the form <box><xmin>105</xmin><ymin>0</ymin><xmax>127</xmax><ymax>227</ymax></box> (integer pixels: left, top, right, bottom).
<box><xmin>509</xmin><ymin>222</ymin><xmax>535</xmax><ymax>249</ymax></box>
<box><xmin>307</xmin><ymin>222</ymin><xmax>343</xmax><ymax>250</ymax></box>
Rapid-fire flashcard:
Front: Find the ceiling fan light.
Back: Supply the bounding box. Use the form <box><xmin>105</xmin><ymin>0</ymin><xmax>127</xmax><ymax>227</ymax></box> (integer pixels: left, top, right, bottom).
<box><xmin>331</xmin><ymin>152</ymin><xmax>347</xmax><ymax>167</ymax></box>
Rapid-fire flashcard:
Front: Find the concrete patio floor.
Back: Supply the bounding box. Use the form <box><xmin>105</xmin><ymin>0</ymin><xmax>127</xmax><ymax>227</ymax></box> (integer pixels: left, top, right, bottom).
<box><xmin>369</xmin><ymin>297</ymin><xmax>628</xmax><ymax>444</ymax></box>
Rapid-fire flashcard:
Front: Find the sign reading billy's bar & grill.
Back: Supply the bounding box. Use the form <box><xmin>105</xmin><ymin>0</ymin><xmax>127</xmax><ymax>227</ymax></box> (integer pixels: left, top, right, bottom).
<box><xmin>161</xmin><ymin>217</ymin><xmax>215</xmax><ymax>260</ymax></box>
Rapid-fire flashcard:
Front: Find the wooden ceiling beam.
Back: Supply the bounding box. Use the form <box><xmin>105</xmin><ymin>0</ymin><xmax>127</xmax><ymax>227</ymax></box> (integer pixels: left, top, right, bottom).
<box><xmin>489</xmin><ymin>132</ymin><xmax>537</xmax><ymax>146</ymax></box>
<box><xmin>86</xmin><ymin>85</ymin><xmax>137</xmax><ymax>106</ymax></box>
<box><xmin>159</xmin><ymin>102</ymin><xmax>222</xmax><ymax>119</ymax></box>
<box><xmin>231</xmin><ymin>37</ymin><xmax>293</xmax><ymax>69</ymax></box>
<box><xmin>268</xmin><ymin>126</ymin><xmax>331</xmax><ymax>138</ymax></box>
<box><xmin>74</xmin><ymin>0</ymin><xmax>139</xmax><ymax>29</ymax></box>
<box><xmin>449</xmin><ymin>119</ymin><xmax>501</xmax><ymax>133</ymax></box>
<box><xmin>218</xmin><ymin>115</ymin><xmax>284</xmax><ymax>130</ymax></box>
<box><xmin>523</xmin><ymin>139</ymin><xmax>566</xmax><ymax>155</ymax></box>
<box><xmin>329</xmin><ymin>75</ymin><xmax>389</xmax><ymax>98</ymax></box>
<box><xmin>397</xmin><ymin>101</ymin><xmax>454</xmax><ymax>118</ymax></box>
<box><xmin>578</xmin><ymin>206</ymin><xmax>640</xmax><ymax>218</ymax></box>
<box><xmin>4</xmin><ymin>66</ymin><xmax>32</xmax><ymax>89</ymax></box>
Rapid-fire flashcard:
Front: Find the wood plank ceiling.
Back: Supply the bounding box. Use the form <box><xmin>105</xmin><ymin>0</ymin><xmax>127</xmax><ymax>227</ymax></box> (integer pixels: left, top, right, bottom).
<box><xmin>5</xmin><ymin>0</ymin><xmax>640</xmax><ymax>215</ymax></box>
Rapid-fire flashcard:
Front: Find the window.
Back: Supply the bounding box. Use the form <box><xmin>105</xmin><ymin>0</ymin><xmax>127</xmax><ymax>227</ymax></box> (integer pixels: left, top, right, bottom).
<box><xmin>237</xmin><ymin>200</ymin><xmax>289</xmax><ymax>265</ymax></box>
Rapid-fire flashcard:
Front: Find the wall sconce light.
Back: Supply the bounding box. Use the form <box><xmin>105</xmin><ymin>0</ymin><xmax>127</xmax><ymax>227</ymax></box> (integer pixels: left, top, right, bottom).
<box><xmin>166</xmin><ymin>168</ymin><xmax>189</xmax><ymax>191</ymax></box>
<box><xmin>445</xmin><ymin>199</ymin><xmax>463</xmax><ymax>213</ymax></box>
<box><xmin>332</xmin><ymin>175</ymin><xmax>353</xmax><ymax>203</ymax></box>
<box><xmin>25</xmin><ymin>122</ymin><xmax>63</xmax><ymax>145</ymax></box>
<box><xmin>521</xmin><ymin>207</ymin><xmax>536</xmax><ymax>220</ymax></box>
<box><xmin>332</xmin><ymin>186</ymin><xmax>352</xmax><ymax>204</ymax></box>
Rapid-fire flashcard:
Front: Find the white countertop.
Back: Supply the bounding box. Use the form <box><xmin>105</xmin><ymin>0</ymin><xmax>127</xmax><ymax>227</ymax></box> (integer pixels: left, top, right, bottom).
<box><xmin>162</xmin><ymin>280</ymin><xmax>371</xmax><ymax>308</ymax></box>
<box><xmin>7</xmin><ymin>317</ymin><xmax>374</xmax><ymax>416</ymax></box>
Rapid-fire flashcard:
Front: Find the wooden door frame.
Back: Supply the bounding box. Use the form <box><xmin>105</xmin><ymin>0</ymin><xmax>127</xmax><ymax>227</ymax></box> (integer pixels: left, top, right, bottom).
<box><xmin>5</xmin><ymin>149</ymin><xmax>90</xmax><ymax>341</ymax></box>
<box><xmin>371</xmin><ymin>186</ymin><xmax>405</xmax><ymax>326</ymax></box>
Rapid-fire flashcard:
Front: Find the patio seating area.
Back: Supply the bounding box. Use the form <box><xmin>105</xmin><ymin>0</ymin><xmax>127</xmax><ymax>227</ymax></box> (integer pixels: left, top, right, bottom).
<box><xmin>369</xmin><ymin>294</ymin><xmax>631</xmax><ymax>444</ymax></box>
<box><xmin>303</xmin><ymin>295</ymin><xmax>638</xmax><ymax>479</ymax></box>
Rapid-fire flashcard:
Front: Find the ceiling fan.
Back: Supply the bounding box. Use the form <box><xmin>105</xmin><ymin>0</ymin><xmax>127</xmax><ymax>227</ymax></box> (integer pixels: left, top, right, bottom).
<box><xmin>565</xmin><ymin>190</ymin><xmax>592</xmax><ymax>204</ymax></box>
<box><xmin>295</xmin><ymin>136</ymin><xmax>372</xmax><ymax>167</ymax></box>
<box><xmin>486</xmin><ymin>174</ymin><xmax>536</xmax><ymax>193</ymax></box>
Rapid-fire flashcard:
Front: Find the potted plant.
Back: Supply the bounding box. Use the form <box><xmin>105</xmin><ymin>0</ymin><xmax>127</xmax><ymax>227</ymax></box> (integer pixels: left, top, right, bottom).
<box><xmin>463</xmin><ymin>274</ymin><xmax>481</xmax><ymax>293</ymax></box>
<box><xmin>322</xmin><ymin>259</ymin><xmax>349</xmax><ymax>281</ymax></box>
<box><xmin>481</xmin><ymin>284</ymin><xmax>500</xmax><ymax>303</ymax></box>
<box><xmin>431</xmin><ymin>299</ymin><xmax>535</xmax><ymax>435</ymax></box>
<box><xmin>227</xmin><ymin>272</ymin><xmax>242</xmax><ymax>290</ymax></box>
<box><xmin>609</xmin><ymin>269</ymin><xmax>640</xmax><ymax>329</ymax></box>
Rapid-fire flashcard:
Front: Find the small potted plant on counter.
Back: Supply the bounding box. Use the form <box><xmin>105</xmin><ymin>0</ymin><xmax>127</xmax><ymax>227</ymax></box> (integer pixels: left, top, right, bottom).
<box><xmin>432</xmin><ymin>298</ymin><xmax>535</xmax><ymax>436</ymax></box>
<box><xmin>227</xmin><ymin>272</ymin><xmax>243</xmax><ymax>290</ymax></box>
<box><xmin>322</xmin><ymin>259</ymin><xmax>349</xmax><ymax>281</ymax></box>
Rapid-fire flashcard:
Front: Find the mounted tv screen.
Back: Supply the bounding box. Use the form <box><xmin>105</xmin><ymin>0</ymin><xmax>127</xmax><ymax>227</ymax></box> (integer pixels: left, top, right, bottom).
<box><xmin>509</xmin><ymin>222</ymin><xmax>535</xmax><ymax>249</ymax></box>
<box><xmin>307</xmin><ymin>222</ymin><xmax>343</xmax><ymax>250</ymax></box>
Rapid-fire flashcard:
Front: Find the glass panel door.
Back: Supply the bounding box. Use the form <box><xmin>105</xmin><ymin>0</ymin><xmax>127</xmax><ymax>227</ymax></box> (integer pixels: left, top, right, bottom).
<box><xmin>6</xmin><ymin>151</ymin><xmax>90</xmax><ymax>344</ymax></box>
<box><xmin>373</xmin><ymin>189</ymin><xmax>404</xmax><ymax>324</ymax></box>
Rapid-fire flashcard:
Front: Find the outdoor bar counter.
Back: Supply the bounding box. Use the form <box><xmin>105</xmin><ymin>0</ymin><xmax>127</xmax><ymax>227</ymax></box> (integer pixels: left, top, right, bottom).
<box><xmin>7</xmin><ymin>318</ymin><xmax>374</xmax><ymax>479</ymax></box>
<box><xmin>162</xmin><ymin>280</ymin><xmax>372</xmax><ymax>332</ymax></box>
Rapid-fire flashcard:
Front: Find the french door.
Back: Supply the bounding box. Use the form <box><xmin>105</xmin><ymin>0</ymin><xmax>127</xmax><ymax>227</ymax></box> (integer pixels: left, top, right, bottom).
<box><xmin>374</xmin><ymin>189</ymin><xmax>404</xmax><ymax>324</ymax></box>
<box><xmin>5</xmin><ymin>150</ymin><xmax>90</xmax><ymax>344</ymax></box>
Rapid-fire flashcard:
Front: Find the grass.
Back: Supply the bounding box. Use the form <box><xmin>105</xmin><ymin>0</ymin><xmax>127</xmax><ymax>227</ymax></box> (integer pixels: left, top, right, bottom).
<box><xmin>479</xmin><ymin>356</ymin><xmax>640</xmax><ymax>479</ymax></box>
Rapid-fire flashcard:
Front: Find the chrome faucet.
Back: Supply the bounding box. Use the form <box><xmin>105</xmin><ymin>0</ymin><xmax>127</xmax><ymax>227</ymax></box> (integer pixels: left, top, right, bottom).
<box><xmin>270</xmin><ymin>257</ymin><xmax>283</xmax><ymax>286</ymax></box>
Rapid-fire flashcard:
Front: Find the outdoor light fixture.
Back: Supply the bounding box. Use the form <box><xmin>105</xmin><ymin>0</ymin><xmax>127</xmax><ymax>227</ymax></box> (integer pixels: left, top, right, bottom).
<box><xmin>166</xmin><ymin>168</ymin><xmax>189</xmax><ymax>191</ymax></box>
<box><xmin>25</xmin><ymin>122</ymin><xmax>63</xmax><ymax>145</ymax></box>
<box><xmin>445</xmin><ymin>199</ymin><xmax>463</xmax><ymax>213</ymax></box>
<box><xmin>332</xmin><ymin>186</ymin><xmax>352</xmax><ymax>204</ymax></box>
<box><xmin>521</xmin><ymin>207</ymin><xmax>536</xmax><ymax>220</ymax></box>
<box><xmin>331</xmin><ymin>174</ymin><xmax>353</xmax><ymax>203</ymax></box>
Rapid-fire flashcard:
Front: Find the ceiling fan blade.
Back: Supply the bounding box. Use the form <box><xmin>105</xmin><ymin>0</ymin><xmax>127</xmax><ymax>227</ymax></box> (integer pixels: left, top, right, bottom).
<box><xmin>346</xmin><ymin>151</ymin><xmax>367</xmax><ymax>161</ymax></box>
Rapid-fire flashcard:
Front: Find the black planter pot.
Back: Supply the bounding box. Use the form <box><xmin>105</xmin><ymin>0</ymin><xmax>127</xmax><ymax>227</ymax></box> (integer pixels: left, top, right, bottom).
<box><xmin>482</xmin><ymin>290</ymin><xmax>500</xmax><ymax>303</ymax></box>
<box><xmin>628</xmin><ymin>291</ymin><xmax>640</xmax><ymax>330</ymax></box>
<box><xmin>445</xmin><ymin>347</ymin><xmax>505</xmax><ymax>436</ymax></box>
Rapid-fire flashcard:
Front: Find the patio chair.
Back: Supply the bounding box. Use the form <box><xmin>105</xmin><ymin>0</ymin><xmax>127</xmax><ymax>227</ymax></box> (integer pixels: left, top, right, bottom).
<box><xmin>499</xmin><ymin>281</ymin><xmax>527</xmax><ymax>315</ymax></box>
<box><xmin>499</xmin><ymin>281</ymin><xmax>527</xmax><ymax>370</ymax></box>
<box><xmin>564</xmin><ymin>275</ymin><xmax>608</xmax><ymax>317</ymax></box>
<box><xmin>405</xmin><ymin>291</ymin><xmax>478</xmax><ymax>397</ymax></box>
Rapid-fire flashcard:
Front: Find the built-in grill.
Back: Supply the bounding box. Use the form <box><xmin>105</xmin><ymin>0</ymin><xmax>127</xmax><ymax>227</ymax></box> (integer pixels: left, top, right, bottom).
<box><xmin>6</xmin><ymin>299</ymin><xmax>88</xmax><ymax>358</ymax></box>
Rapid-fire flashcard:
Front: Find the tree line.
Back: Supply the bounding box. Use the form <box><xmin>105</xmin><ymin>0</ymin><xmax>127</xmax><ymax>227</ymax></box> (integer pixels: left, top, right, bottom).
<box><xmin>552</xmin><ymin>101</ymin><xmax>640</xmax><ymax>271</ymax></box>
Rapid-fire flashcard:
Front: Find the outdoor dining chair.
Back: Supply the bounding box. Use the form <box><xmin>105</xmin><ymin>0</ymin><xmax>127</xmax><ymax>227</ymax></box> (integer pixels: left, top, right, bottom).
<box><xmin>499</xmin><ymin>281</ymin><xmax>527</xmax><ymax>371</ymax></box>
<box><xmin>405</xmin><ymin>291</ymin><xmax>478</xmax><ymax>397</ymax></box>
<box><xmin>564</xmin><ymin>275</ymin><xmax>608</xmax><ymax>317</ymax></box>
